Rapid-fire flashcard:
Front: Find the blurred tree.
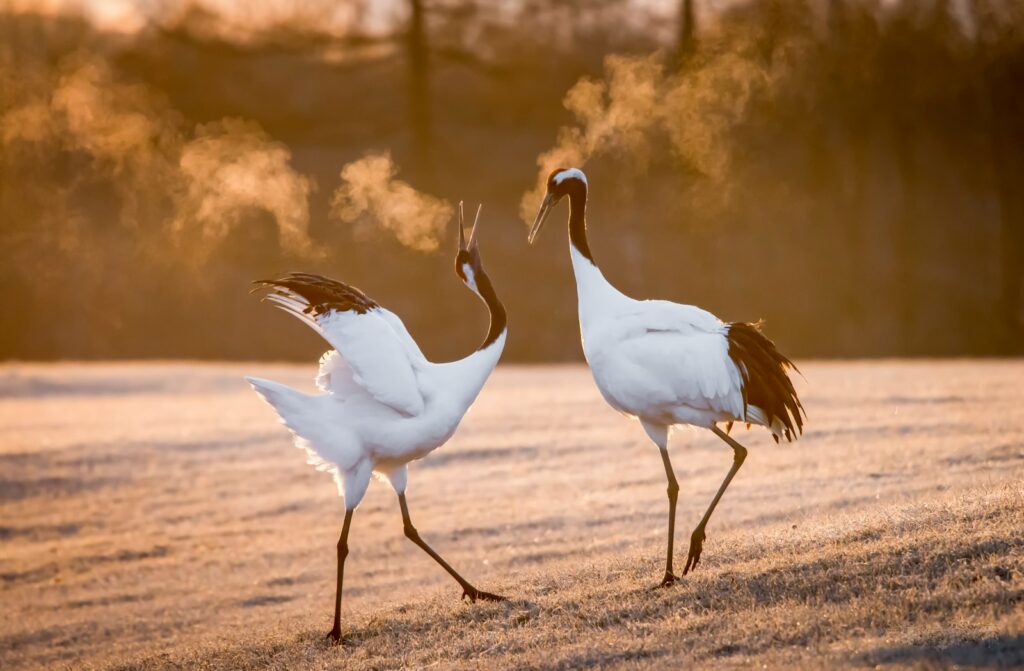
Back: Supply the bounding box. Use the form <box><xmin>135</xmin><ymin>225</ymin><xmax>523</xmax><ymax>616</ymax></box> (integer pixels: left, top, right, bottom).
<box><xmin>408</xmin><ymin>0</ymin><xmax>433</xmax><ymax>171</ymax></box>
<box><xmin>678</xmin><ymin>0</ymin><xmax>696</xmax><ymax>63</ymax></box>
<box><xmin>822</xmin><ymin>0</ymin><xmax>870</xmax><ymax>353</ymax></box>
<box><xmin>975</xmin><ymin>1</ymin><xmax>1024</xmax><ymax>353</ymax></box>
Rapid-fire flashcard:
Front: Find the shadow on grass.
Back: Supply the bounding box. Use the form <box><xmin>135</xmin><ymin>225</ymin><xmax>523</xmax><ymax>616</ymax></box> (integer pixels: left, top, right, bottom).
<box><xmin>859</xmin><ymin>634</ymin><xmax>1024</xmax><ymax>668</ymax></box>
<box><xmin>110</xmin><ymin>494</ymin><xmax>1023</xmax><ymax>671</ymax></box>
<box><xmin>552</xmin><ymin>646</ymin><xmax>669</xmax><ymax>669</ymax></box>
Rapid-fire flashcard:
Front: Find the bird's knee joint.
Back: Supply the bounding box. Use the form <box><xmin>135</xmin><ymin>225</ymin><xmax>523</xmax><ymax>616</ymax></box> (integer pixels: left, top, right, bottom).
<box><xmin>733</xmin><ymin>446</ymin><xmax>747</xmax><ymax>465</ymax></box>
<box><xmin>667</xmin><ymin>481</ymin><xmax>679</xmax><ymax>499</ymax></box>
<box><xmin>336</xmin><ymin>541</ymin><xmax>348</xmax><ymax>558</ymax></box>
<box><xmin>403</xmin><ymin>524</ymin><xmax>419</xmax><ymax>541</ymax></box>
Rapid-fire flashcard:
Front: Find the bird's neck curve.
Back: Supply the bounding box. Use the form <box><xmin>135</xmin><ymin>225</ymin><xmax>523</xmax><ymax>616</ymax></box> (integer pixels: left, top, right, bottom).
<box><xmin>563</xmin><ymin>183</ymin><xmax>631</xmax><ymax>324</ymax></box>
<box><xmin>474</xmin><ymin>270</ymin><xmax>507</xmax><ymax>351</ymax></box>
<box><xmin>566</xmin><ymin>184</ymin><xmax>594</xmax><ymax>265</ymax></box>
<box><xmin>443</xmin><ymin>274</ymin><xmax>505</xmax><ymax>411</ymax></box>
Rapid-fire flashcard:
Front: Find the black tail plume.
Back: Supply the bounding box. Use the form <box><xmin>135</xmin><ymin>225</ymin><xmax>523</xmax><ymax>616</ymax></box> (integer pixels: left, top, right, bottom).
<box><xmin>726</xmin><ymin>321</ymin><xmax>805</xmax><ymax>442</ymax></box>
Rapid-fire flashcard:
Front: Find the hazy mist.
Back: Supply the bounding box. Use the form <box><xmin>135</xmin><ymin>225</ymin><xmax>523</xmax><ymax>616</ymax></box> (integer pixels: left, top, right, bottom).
<box><xmin>2</xmin><ymin>0</ymin><xmax>1022</xmax><ymax>361</ymax></box>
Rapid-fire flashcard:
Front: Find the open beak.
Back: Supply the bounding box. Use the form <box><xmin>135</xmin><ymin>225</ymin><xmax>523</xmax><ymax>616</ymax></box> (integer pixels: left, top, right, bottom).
<box><xmin>467</xmin><ymin>203</ymin><xmax>482</xmax><ymax>264</ymax></box>
<box><xmin>458</xmin><ymin>201</ymin><xmax>483</xmax><ymax>262</ymax></box>
<box><xmin>458</xmin><ymin>201</ymin><xmax>467</xmax><ymax>251</ymax></box>
<box><xmin>528</xmin><ymin>193</ymin><xmax>555</xmax><ymax>245</ymax></box>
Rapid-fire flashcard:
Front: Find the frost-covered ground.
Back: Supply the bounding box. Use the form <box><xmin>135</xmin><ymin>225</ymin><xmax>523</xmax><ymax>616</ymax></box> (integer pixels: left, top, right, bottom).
<box><xmin>0</xmin><ymin>361</ymin><xmax>1022</xmax><ymax>670</ymax></box>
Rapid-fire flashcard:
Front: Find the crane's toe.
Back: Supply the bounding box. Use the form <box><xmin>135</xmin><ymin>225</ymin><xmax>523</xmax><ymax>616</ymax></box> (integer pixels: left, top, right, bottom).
<box><xmin>683</xmin><ymin>528</ymin><xmax>706</xmax><ymax>575</ymax></box>
<box><xmin>654</xmin><ymin>571</ymin><xmax>679</xmax><ymax>589</ymax></box>
<box><xmin>462</xmin><ymin>587</ymin><xmax>507</xmax><ymax>603</ymax></box>
<box><xmin>325</xmin><ymin>626</ymin><xmax>343</xmax><ymax>644</ymax></box>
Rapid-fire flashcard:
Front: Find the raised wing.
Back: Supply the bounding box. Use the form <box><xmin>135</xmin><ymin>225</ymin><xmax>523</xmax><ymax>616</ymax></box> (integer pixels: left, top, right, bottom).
<box><xmin>254</xmin><ymin>272</ymin><xmax>426</xmax><ymax>416</ymax></box>
<box><xmin>314</xmin><ymin>349</ymin><xmax>362</xmax><ymax>396</ymax></box>
<box><xmin>375</xmin><ymin>308</ymin><xmax>427</xmax><ymax>364</ymax></box>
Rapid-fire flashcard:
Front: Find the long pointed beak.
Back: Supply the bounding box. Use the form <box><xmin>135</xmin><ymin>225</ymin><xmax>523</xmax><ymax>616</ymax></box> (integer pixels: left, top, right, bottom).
<box><xmin>468</xmin><ymin>203</ymin><xmax>482</xmax><ymax>265</ymax></box>
<box><xmin>528</xmin><ymin>193</ymin><xmax>555</xmax><ymax>245</ymax></box>
<box><xmin>468</xmin><ymin>203</ymin><xmax>482</xmax><ymax>251</ymax></box>
<box><xmin>457</xmin><ymin>201</ymin><xmax>466</xmax><ymax>251</ymax></box>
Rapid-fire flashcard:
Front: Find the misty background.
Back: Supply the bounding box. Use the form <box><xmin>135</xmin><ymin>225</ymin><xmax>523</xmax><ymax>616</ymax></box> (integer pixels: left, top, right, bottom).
<box><xmin>1</xmin><ymin>0</ymin><xmax>1022</xmax><ymax>363</ymax></box>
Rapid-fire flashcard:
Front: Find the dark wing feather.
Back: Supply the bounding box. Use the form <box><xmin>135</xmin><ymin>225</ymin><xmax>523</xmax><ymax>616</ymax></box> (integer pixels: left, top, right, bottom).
<box><xmin>252</xmin><ymin>272</ymin><xmax>378</xmax><ymax>317</ymax></box>
<box><xmin>251</xmin><ymin>273</ymin><xmax>427</xmax><ymax>415</ymax></box>
<box><xmin>727</xmin><ymin>321</ymin><xmax>805</xmax><ymax>442</ymax></box>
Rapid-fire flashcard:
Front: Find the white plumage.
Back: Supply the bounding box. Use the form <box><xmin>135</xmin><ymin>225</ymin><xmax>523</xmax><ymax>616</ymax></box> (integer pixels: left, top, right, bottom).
<box><xmin>247</xmin><ymin>204</ymin><xmax>507</xmax><ymax>642</ymax></box>
<box><xmin>572</xmin><ymin>250</ymin><xmax>745</xmax><ymax>426</ymax></box>
<box><xmin>530</xmin><ymin>167</ymin><xmax>804</xmax><ymax>586</ymax></box>
<box><xmin>246</xmin><ymin>302</ymin><xmax>502</xmax><ymax>492</ymax></box>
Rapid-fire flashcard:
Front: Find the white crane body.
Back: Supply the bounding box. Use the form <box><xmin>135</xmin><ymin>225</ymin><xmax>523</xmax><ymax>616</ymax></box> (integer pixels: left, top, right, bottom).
<box><xmin>571</xmin><ymin>245</ymin><xmax>748</xmax><ymax>429</ymax></box>
<box><xmin>247</xmin><ymin>325</ymin><xmax>504</xmax><ymax>506</ymax></box>
<box><xmin>247</xmin><ymin>204</ymin><xmax>507</xmax><ymax>642</ymax></box>
<box><xmin>530</xmin><ymin>168</ymin><xmax>804</xmax><ymax>585</ymax></box>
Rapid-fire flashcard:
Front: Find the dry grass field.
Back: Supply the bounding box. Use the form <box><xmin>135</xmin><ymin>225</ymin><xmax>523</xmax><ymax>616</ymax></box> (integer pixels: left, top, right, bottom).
<box><xmin>1</xmin><ymin>361</ymin><xmax>1022</xmax><ymax>670</ymax></box>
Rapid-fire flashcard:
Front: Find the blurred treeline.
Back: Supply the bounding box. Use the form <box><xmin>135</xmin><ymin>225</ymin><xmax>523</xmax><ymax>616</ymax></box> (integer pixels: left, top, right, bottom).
<box><xmin>1</xmin><ymin>0</ymin><xmax>1021</xmax><ymax>362</ymax></box>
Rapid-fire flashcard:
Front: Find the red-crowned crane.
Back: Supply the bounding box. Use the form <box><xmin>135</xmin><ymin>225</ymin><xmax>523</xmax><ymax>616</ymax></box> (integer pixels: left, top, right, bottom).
<box><xmin>529</xmin><ymin>168</ymin><xmax>805</xmax><ymax>587</ymax></box>
<box><xmin>246</xmin><ymin>204</ymin><xmax>507</xmax><ymax>642</ymax></box>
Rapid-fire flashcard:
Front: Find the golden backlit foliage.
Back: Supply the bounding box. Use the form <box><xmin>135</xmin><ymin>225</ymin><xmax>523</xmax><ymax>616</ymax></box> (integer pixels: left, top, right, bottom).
<box><xmin>1</xmin><ymin>0</ymin><xmax>1023</xmax><ymax>359</ymax></box>
<box><xmin>2</xmin><ymin>0</ymin><xmax>378</xmax><ymax>42</ymax></box>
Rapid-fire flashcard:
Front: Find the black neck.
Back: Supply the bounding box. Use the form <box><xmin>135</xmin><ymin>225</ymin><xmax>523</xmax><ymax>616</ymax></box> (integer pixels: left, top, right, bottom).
<box><xmin>475</xmin><ymin>271</ymin><xmax>506</xmax><ymax>350</ymax></box>
<box><xmin>566</xmin><ymin>183</ymin><xmax>593</xmax><ymax>263</ymax></box>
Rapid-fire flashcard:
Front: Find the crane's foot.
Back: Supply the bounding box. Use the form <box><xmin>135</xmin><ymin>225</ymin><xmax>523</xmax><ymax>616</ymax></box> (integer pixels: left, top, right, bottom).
<box><xmin>462</xmin><ymin>587</ymin><xmax>507</xmax><ymax>603</ymax></box>
<box><xmin>683</xmin><ymin>528</ymin><xmax>705</xmax><ymax>575</ymax></box>
<box><xmin>652</xmin><ymin>571</ymin><xmax>679</xmax><ymax>589</ymax></box>
<box><xmin>325</xmin><ymin>625</ymin><xmax>342</xmax><ymax>644</ymax></box>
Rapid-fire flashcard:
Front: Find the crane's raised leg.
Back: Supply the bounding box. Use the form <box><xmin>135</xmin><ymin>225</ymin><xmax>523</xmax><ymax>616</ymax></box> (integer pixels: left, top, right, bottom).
<box><xmin>327</xmin><ymin>508</ymin><xmax>354</xmax><ymax>643</ymax></box>
<box><xmin>683</xmin><ymin>425</ymin><xmax>747</xmax><ymax>574</ymax></box>
<box><xmin>397</xmin><ymin>493</ymin><xmax>506</xmax><ymax>603</ymax></box>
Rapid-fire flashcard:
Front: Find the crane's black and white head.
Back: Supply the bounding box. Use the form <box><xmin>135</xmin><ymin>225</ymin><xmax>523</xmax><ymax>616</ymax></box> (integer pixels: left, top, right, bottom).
<box><xmin>528</xmin><ymin>167</ymin><xmax>588</xmax><ymax>244</ymax></box>
<box><xmin>455</xmin><ymin>201</ymin><xmax>487</xmax><ymax>295</ymax></box>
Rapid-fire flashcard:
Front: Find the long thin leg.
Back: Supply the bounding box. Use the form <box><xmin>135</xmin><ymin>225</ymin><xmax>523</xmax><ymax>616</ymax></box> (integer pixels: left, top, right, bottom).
<box><xmin>683</xmin><ymin>425</ymin><xmax>748</xmax><ymax>574</ymax></box>
<box><xmin>327</xmin><ymin>508</ymin><xmax>354</xmax><ymax>642</ymax></box>
<box><xmin>398</xmin><ymin>493</ymin><xmax>505</xmax><ymax>602</ymax></box>
<box><xmin>658</xmin><ymin>446</ymin><xmax>680</xmax><ymax>587</ymax></box>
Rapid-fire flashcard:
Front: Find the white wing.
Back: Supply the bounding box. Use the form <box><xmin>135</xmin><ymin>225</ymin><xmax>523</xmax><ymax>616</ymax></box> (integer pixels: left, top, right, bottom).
<box><xmin>315</xmin><ymin>349</ymin><xmax>361</xmax><ymax>395</ymax></box>
<box><xmin>585</xmin><ymin>300</ymin><xmax>744</xmax><ymax>418</ymax></box>
<box><xmin>317</xmin><ymin>308</ymin><xmax>425</xmax><ymax>414</ymax></box>
<box><xmin>258</xmin><ymin>273</ymin><xmax>426</xmax><ymax>416</ymax></box>
<box><xmin>375</xmin><ymin>307</ymin><xmax>427</xmax><ymax>364</ymax></box>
